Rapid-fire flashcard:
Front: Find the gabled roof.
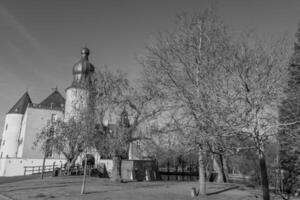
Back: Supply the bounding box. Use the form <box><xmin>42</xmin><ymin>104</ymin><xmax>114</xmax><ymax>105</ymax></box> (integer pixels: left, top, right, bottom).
<box><xmin>8</xmin><ymin>92</ymin><xmax>32</xmax><ymax>114</ymax></box>
<box><xmin>39</xmin><ymin>90</ymin><xmax>65</xmax><ymax>110</ymax></box>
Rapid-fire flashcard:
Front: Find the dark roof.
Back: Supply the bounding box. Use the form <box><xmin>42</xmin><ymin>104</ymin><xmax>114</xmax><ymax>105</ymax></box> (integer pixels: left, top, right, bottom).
<box><xmin>8</xmin><ymin>92</ymin><xmax>32</xmax><ymax>114</ymax></box>
<box><xmin>39</xmin><ymin>90</ymin><xmax>65</xmax><ymax>110</ymax></box>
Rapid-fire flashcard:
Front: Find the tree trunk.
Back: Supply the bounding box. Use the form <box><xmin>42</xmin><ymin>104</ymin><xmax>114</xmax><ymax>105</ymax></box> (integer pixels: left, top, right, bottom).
<box><xmin>41</xmin><ymin>152</ymin><xmax>46</xmax><ymax>179</ymax></box>
<box><xmin>81</xmin><ymin>155</ymin><xmax>88</xmax><ymax>195</ymax></box>
<box><xmin>259</xmin><ymin>151</ymin><xmax>270</xmax><ymax>200</ymax></box>
<box><xmin>65</xmin><ymin>158</ymin><xmax>75</xmax><ymax>175</ymax></box>
<box><xmin>219</xmin><ymin>154</ymin><xmax>228</xmax><ymax>183</ymax></box>
<box><xmin>213</xmin><ymin>154</ymin><xmax>224</xmax><ymax>183</ymax></box>
<box><xmin>111</xmin><ymin>155</ymin><xmax>122</xmax><ymax>182</ymax></box>
<box><xmin>198</xmin><ymin>146</ymin><xmax>206</xmax><ymax>195</ymax></box>
<box><xmin>222</xmin><ymin>155</ymin><xmax>229</xmax><ymax>182</ymax></box>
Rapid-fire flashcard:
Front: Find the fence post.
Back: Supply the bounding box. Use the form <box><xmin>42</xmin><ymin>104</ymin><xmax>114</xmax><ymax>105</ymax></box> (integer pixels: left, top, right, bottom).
<box><xmin>32</xmin><ymin>167</ymin><xmax>34</xmax><ymax>175</ymax></box>
<box><xmin>52</xmin><ymin>163</ymin><xmax>56</xmax><ymax>176</ymax></box>
<box><xmin>175</xmin><ymin>166</ymin><xmax>178</xmax><ymax>181</ymax></box>
<box><xmin>182</xmin><ymin>164</ymin><xmax>184</xmax><ymax>181</ymax></box>
<box><xmin>24</xmin><ymin>167</ymin><xmax>27</xmax><ymax>176</ymax></box>
<box><xmin>167</xmin><ymin>159</ymin><xmax>170</xmax><ymax>181</ymax></box>
<box><xmin>60</xmin><ymin>163</ymin><xmax>63</xmax><ymax>176</ymax></box>
<box><xmin>189</xmin><ymin>162</ymin><xmax>192</xmax><ymax>181</ymax></box>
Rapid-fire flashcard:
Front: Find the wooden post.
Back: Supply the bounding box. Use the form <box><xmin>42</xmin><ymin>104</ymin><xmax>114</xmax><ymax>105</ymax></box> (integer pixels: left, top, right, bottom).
<box><xmin>167</xmin><ymin>159</ymin><xmax>170</xmax><ymax>181</ymax></box>
<box><xmin>175</xmin><ymin>166</ymin><xmax>178</xmax><ymax>181</ymax></box>
<box><xmin>52</xmin><ymin>162</ymin><xmax>56</xmax><ymax>176</ymax></box>
<box><xmin>32</xmin><ymin>167</ymin><xmax>34</xmax><ymax>175</ymax></box>
<box><xmin>24</xmin><ymin>167</ymin><xmax>27</xmax><ymax>176</ymax></box>
<box><xmin>60</xmin><ymin>163</ymin><xmax>63</xmax><ymax>176</ymax></box>
<box><xmin>182</xmin><ymin>163</ymin><xmax>184</xmax><ymax>181</ymax></box>
<box><xmin>190</xmin><ymin>162</ymin><xmax>192</xmax><ymax>181</ymax></box>
<box><xmin>41</xmin><ymin>152</ymin><xmax>46</xmax><ymax>179</ymax></box>
<box><xmin>81</xmin><ymin>154</ymin><xmax>88</xmax><ymax>195</ymax></box>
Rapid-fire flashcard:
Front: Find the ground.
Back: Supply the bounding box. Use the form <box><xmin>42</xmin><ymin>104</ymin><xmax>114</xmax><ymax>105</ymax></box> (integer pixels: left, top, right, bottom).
<box><xmin>0</xmin><ymin>176</ymin><xmax>283</xmax><ymax>200</ymax></box>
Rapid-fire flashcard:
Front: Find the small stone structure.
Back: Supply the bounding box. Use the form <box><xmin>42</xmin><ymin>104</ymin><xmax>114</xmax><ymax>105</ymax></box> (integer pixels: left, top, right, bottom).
<box><xmin>99</xmin><ymin>159</ymin><xmax>158</xmax><ymax>181</ymax></box>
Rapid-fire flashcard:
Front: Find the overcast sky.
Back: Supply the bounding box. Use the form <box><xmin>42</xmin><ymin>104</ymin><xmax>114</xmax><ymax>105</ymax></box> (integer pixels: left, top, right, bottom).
<box><xmin>0</xmin><ymin>0</ymin><xmax>300</xmax><ymax>132</ymax></box>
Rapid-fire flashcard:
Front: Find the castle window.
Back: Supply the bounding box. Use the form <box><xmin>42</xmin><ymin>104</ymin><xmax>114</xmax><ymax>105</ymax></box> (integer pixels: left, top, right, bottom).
<box><xmin>5</xmin><ymin>124</ymin><xmax>8</xmax><ymax>131</ymax></box>
<box><xmin>50</xmin><ymin>102</ymin><xmax>54</xmax><ymax>109</ymax></box>
<box><xmin>51</xmin><ymin>114</ymin><xmax>57</xmax><ymax>122</ymax></box>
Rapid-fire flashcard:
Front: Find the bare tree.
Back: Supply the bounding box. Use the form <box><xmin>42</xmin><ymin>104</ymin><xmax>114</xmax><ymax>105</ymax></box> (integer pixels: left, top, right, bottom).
<box><xmin>35</xmin><ymin>117</ymin><xmax>92</xmax><ymax>173</ymax></box>
<box><xmin>33</xmin><ymin>122</ymin><xmax>54</xmax><ymax>179</ymax></box>
<box><xmin>140</xmin><ymin>9</ymin><xmax>235</xmax><ymax>195</ymax></box>
<box><xmin>92</xmin><ymin>67</ymin><xmax>164</xmax><ymax>182</ymax></box>
<box><xmin>225</xmin><ymin>34</ymin><xmax>290</xmax><ymax>200</ymax></box>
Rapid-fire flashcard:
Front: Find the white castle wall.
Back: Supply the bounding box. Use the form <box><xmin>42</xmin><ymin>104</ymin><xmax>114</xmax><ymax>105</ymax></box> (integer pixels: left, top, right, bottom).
<box><xmin>98</xmin><ymin>159</ymin><xmax>113</xmax><ymax>173</ymax></box>
<box><xmin>17</xmin><ymin>107</ymin><xmax>64</xmax><ymax>159</ymax></box>
<box><xmin>0</xmin><ymin>158</ymin><xmax>66</xmax><ymax>176</ymax></box>
<box><xmin>0</xmin><ymin>114</ymin><xmax>23</xmax><ymax>158</ymax></box>
<box><xmin>64</xmin><ymin>87</ymin><xmax>89</xmax><ymax>121</ymax></box>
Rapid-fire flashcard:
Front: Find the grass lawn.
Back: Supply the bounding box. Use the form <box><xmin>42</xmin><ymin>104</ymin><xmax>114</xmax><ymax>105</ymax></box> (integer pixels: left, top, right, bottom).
<box><xmin>0</xmin><ymin>176</ymin><xmax>263</xmax><ymax>200</ymax></box>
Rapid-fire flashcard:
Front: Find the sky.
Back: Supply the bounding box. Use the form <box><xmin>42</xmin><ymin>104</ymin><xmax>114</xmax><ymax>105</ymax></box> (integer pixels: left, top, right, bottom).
<box><xmin>0</xmin><ymin>0</ymin><xmax>300</xmax><ymax>133</ymax></box>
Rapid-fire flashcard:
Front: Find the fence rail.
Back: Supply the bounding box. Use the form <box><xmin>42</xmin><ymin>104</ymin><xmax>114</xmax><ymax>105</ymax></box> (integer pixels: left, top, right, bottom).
<box><xmin>24</xmin><ymin>164</ymin><xmax>94</xmax><ymax>177</ymax></box>
<box><xmin>24</xmin><ymin>164</ymin><xmax>57</xmax><ymax>176</ymax></box>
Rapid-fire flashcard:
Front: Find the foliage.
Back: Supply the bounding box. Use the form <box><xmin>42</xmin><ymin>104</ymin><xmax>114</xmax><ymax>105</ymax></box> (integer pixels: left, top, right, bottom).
<box><xmin>35</xmin><ymin>117</ymin><xmax>92</xmax><ymax>170</ymax></box>
<box><xmin>278</xmin><ymin>24</ymin><xmax>300</xmax><ymax>199</ymax></box>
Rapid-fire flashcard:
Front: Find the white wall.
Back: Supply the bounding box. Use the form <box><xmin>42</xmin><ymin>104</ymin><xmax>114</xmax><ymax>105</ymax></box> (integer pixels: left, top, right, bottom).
<box><xmin>17</xmin><ymin>107</ymin><xmax>64</xmax><ymax>159</ymax></box>
<box><xmin>0</xmin><ymin>158</ymin><xmax>66</xmax><ymax>176</ymax></box>
<box><xmin>98</xmin><ymin>159</ymin><xmax>113</xmax><ymax>173</ymax></box>
<box><xmin>0</xmin><ymin>114</ymin><xmax>23</xmax><ymax>158</ymax></box>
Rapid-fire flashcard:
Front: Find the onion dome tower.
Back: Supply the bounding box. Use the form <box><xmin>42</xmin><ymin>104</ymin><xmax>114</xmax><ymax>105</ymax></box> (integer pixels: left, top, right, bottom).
<box><xmin>0</xmin><ymin>92</ymin><xmax>31</xmax><ymax>158</ymax></box>
<box><xmin>72</xmin><ymin>48</ymin><xmax>95</xmax><ymax>88</ymax></box>
<box><xmin>64</xmin><ymin>47</ymin><xmax>95</xmax><ymax>121</ymax></box>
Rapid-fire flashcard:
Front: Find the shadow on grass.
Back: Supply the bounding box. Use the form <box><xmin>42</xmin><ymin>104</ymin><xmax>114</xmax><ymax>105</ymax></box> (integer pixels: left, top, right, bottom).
<box><xmin>5</xmin><ymin>183</ymin><xmax>70</xmax><ymax>192</ymax></box>
<box><xmin>29</xmin><ymin>193</ymin><xmax>56</xmax><ymax>199</ymax></box>
<box><xmin>207</xmin><ymin>185</ymin><xmax>239</xmax><ymax>196</ymax></box>
<box><xmin>0</xmin><ymin>174</ymin><xmax>40</xmax><ymax>185</ymax></box>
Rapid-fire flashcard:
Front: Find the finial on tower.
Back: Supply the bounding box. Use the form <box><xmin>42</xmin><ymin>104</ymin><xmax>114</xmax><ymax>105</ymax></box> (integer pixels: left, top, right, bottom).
<box><xmin>81</xmin><ymin>47</ymin><xmax>90</xmax><ymax>59</ymax></box>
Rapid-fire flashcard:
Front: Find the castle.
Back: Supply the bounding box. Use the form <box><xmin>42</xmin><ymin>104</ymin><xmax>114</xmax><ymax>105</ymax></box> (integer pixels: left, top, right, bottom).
<box><xmin>0</xmin><ymin>48</ymin><xmax>99</xmax><ymax>176</ymax></box>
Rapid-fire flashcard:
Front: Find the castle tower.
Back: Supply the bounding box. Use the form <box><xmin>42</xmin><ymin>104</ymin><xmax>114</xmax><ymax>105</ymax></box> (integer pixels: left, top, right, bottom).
<box><xmin>64</xmin><ymin>48</ymin><xmax>95</xmax><ymax>121</ymax></box>
<box><xmin>0</xmin><ymin>92</ymin><xmax>31</xmax><ymax>158</ymax></box>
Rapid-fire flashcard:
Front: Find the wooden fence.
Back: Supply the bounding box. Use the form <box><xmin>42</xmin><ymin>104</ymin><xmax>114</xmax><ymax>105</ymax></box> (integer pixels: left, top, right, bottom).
<box><xmin>24</xmin><ymin>164</ymin><xmax>94</xmax><ymax>177</ymax></box>
<box><xmin>24</xmin><ymin>164</ymin><xmax>57</xmax><ymax>176</ymax></box>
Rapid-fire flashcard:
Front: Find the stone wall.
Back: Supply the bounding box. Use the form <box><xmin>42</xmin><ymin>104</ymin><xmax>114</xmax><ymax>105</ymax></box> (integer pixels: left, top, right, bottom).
<box><xmin>98</xmin><ymin>159</ymin><xmax>158</xmax><ymax>181</ymax></box>
<box><xmin>0</xmin><ymin>158</ymin><xmax>66</xmax><ymax>176</ymax></box>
